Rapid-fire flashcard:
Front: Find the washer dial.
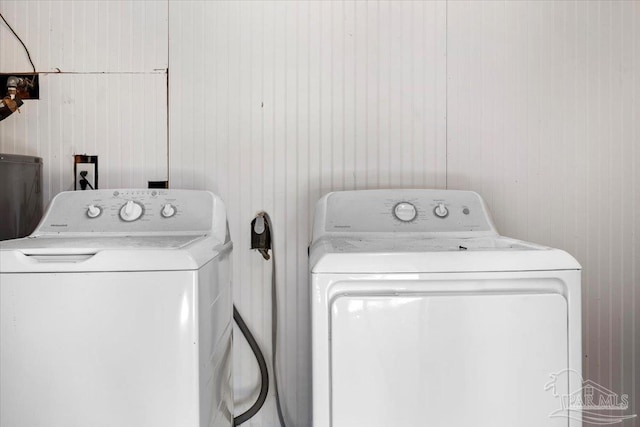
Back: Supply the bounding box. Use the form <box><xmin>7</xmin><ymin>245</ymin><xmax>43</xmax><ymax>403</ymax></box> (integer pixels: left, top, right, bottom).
<box><xmin>394</xmin><ymin>202</ymin><xmax>417</xmax><ymax>222</ymax></box>
<box><xmin>120</xmin><ymin>200</ymin><xmax>144</xmax><ymax>222</ymax></box>
<box><xmin>161</xmin><ymin>203</ymin><xmax>176</xmax><ymax>218</ymax></box>
<box><xmin>87</xmin><ymin>205</ymin><xmax>101</xmax><ymax>218</ymax></box>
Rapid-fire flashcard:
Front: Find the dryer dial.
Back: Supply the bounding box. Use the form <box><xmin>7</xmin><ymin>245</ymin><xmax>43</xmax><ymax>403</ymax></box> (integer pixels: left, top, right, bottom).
<box><xmin>394</xmin><ymin>202</ymin><xmax>417</xmax><ymax>222</ymax></box>
<box><xmin>434</xmin><ymin>202</ymin><xmax>449</xmax><ymax>218</ymax></box>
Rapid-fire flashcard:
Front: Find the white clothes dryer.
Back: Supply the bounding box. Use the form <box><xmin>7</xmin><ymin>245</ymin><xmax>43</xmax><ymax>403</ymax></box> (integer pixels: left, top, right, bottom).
<box><xmin>310</xmin><ymin>189</ymin><xmax>581</xmax><ymax>427</ymax></box>
<box><xmin>0</xmin><ymin>189</ymin><xmax>232</xmax><ymax>427</ymax></box>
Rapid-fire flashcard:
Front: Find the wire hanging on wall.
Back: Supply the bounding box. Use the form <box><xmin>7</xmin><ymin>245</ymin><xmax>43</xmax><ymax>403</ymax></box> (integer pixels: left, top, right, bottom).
<box><xmin>0</xmin><ymin>12</ymin><xmax>37</xmax><ymax>79</ymax></box>
<box><xmin>0</xmin><ymin>12</ymin><xmax>38</xmax><ymax>122</ymax></box>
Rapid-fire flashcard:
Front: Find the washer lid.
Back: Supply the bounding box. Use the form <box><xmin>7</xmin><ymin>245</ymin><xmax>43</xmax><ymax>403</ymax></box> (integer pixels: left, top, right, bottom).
<box><xmin>0</xmin><ymin>189</ymin><xmax>231</xmax><ymax>273</ymax></box>
<box><xmin>0</xmin><ymin>234</ymin><xmax>230</xmax><ymax>273</ymax></box>
<box><xmin>309</xmin><ymin>236</ymin><xmax>581</xmax><ymax>273</ymax></box>
<box><xmin>1</xmin><ymin>235</ymin><xmax>204</xmax><ymax>251</ymax></box>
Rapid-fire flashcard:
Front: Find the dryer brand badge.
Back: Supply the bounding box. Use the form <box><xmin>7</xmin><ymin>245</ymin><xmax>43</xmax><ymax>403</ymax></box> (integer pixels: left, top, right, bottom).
<box><xmin>545</xmin><ymin>369</ymin><xmax>637</xmax><ymax>424</ymax></box>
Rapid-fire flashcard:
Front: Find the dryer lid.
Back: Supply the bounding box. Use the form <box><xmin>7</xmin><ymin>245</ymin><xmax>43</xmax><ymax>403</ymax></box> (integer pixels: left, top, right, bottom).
<box><xmin>309</xmin><ymin>190</ymin><xmax>581</xmax><ymax>273</ymax></box>
<box><xmin>310</xmin><ymin>247</ymin><xmax>581</xmax><ymax>274</ymax></box>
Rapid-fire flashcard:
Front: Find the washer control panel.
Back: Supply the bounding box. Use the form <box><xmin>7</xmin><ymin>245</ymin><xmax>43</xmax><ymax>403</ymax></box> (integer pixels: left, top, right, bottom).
<box><xmin>323</xmin><ymin>189</ymin><xmax>495</xmax><ymax>233</ymax></box>
<box><xmin>37</xmin><ymin>189</ymin><xmax>216</xmax><ymax>234</ymax></box>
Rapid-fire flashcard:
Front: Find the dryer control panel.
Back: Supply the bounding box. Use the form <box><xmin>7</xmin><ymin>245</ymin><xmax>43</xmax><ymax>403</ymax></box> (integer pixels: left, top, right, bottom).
<box><xmin>35</xmin><ymin>189</ymin><xmax>223</xmax><ymax>235</ymax></box>
<box><xmin>317</xmin><ymin>189</ymin><xmax>497</xmax><ymax>235</ymax></box>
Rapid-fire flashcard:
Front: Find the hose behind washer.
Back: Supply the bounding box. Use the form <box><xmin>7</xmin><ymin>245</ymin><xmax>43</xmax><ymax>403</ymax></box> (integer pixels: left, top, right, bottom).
<box><xmin>233</xmin><ymin>305</ymin><xmax>269</xmax><ymax>426</ymax></box>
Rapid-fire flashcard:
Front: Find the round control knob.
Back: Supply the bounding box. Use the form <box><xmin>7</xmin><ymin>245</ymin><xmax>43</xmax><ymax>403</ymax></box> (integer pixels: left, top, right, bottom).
<box><xmin>119</xmin><ymin>200</ymin><xmax>144</xmax><ymax>222</ymax></box>
<box><xmin>161</xmin><ymin>204</ymin><xmax>176</xmax><ymax>218</ymax></box>
<box><xmin>87</xmin><ymin>204</ymin><xmax>101</xmax><ymax>218</ymax></box>
<box><xmin>394</xmin><ymin>202</ymin><xmax>417</xmax><ymax>222</ymax></box>
<box><xmin>434</xmin><ymin>202</ymin><xmax>449</xmax><ymax>218</ymax></box>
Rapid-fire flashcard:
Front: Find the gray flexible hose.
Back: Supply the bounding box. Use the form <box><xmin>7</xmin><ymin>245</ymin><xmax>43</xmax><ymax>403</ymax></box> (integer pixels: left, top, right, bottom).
<box><xmin>233</xmin><ymin>305</ymin><xmax>269</xmax><ymax>426</ymax></box>
<box><xmin>262</xmin><ymin>212</ymin><xmax>288</xmax><ymax>427</ymax></box>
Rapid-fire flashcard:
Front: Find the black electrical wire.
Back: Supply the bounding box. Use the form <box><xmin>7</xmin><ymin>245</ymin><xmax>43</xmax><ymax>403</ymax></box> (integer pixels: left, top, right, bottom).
<box><xmin>0</xmin><ymin>12</ymin><xmax>37</xmax><ymax>83</ymax></box>
<box><xmin>233</xmin><ymin>305</ymin><xmax>269</xmax><ymax>426</ymax></box>
<box><xmin>262</xmin><ymin>212</ymin><xmax>288</xmax><ymax>427</ymax></box>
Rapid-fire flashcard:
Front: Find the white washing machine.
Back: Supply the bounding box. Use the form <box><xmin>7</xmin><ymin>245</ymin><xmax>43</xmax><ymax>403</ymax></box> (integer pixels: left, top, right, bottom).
<box><xmin>310</xmin><ymin>189</ymin><xmax>581</xmax><ymax>427</ymax></box>
<box><xmin>0</xmin><ymin>189</ymin><xmax>233</xmax><ymax>427</ymax></box>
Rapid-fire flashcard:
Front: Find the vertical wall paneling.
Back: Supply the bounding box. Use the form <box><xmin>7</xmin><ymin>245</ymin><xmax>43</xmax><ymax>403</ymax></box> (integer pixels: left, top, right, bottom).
<box><xmin>0</xmin><ymin>0</ymin><xmax>169</xmax><ymax>203</ymax></box>
<box><xmin>0</xmin><ymin>0</ymin><xmax>168</xmax><ymax>73</ymax></box>
<box><xmin>2</xmin><ymin>1</ymin><xmax>638</xmax><ymax>425</ymax></box>
<box><xmin>0</xmin><ymin>73</ymin><xmax>167</xmax><ymax>203</ymax></box>
<box><xmin>447</xmin><ymin>0</ymin><xmax>640</xmax><ymax>417</ymax></box>
<box><xmin>169</xmin><ymin>2</ymin><xmax>447</xmax><ymax>425</ymax></box>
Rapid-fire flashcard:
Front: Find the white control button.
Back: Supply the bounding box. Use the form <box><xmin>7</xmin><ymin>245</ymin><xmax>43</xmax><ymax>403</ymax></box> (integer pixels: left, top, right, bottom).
<box><xmin>434</xmin><ymin>202</ymin><xmax>449</xmax><ymax>218</ymax></box>
<box><xmin>161</xmin><ymin>204</ymin><xmax>176</xmax><ymax>218</ymax></box>
<box><xmin>119</xmin><ymin>200</ymin><xmax>143</xmax><ymax>222</ymax></box>
<box><xmin>87</xmin><ymin>205</ymin><xmax>101</xmax><ymax>218</ymax></box>
<box><xmin>394</xmin><ymin>202</ymin><xmax>417</xmax><ymax>222</ymax></box>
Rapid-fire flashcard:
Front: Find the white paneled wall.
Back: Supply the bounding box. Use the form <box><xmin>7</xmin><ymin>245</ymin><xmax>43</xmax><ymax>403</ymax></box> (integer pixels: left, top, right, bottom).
<box><xmin>168</xmin><ymin>1</ymin><xmax>446</xmax><ymax>425</ymax></box>
<box><xmin>0</xmin><ymin>73</ymin><xmax>168</xmax><ymax>202</ymax></box>
<box><xmin>0</xmin><ymin>0</ymin><xmax>168</xmax><ymax>202</ymax></box>
<box><xmin>2</xmin><ymin>0</ymin><xmax>639</xmax><ymax>426</ymax></box>
<box><xmin>448</xmin><ymin>0</ymin><xmax>639</xmax><ymax>419</ymax></box>
<box><xmin>0</xmin><ymin>0</ymin><xmax>167</xmax><ymax>73</ymax></box>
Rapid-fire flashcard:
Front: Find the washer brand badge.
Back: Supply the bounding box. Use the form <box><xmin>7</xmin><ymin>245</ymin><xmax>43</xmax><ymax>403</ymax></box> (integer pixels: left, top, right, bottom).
<box><xmin>545</xmin><ymin>369</ymin><xmax>637</xmax><ymax>424</ymax></box>
<box><xmin>50</xmin><ymin>224</ymin><xmax>68</xmax><ymax>227</ymax></box>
